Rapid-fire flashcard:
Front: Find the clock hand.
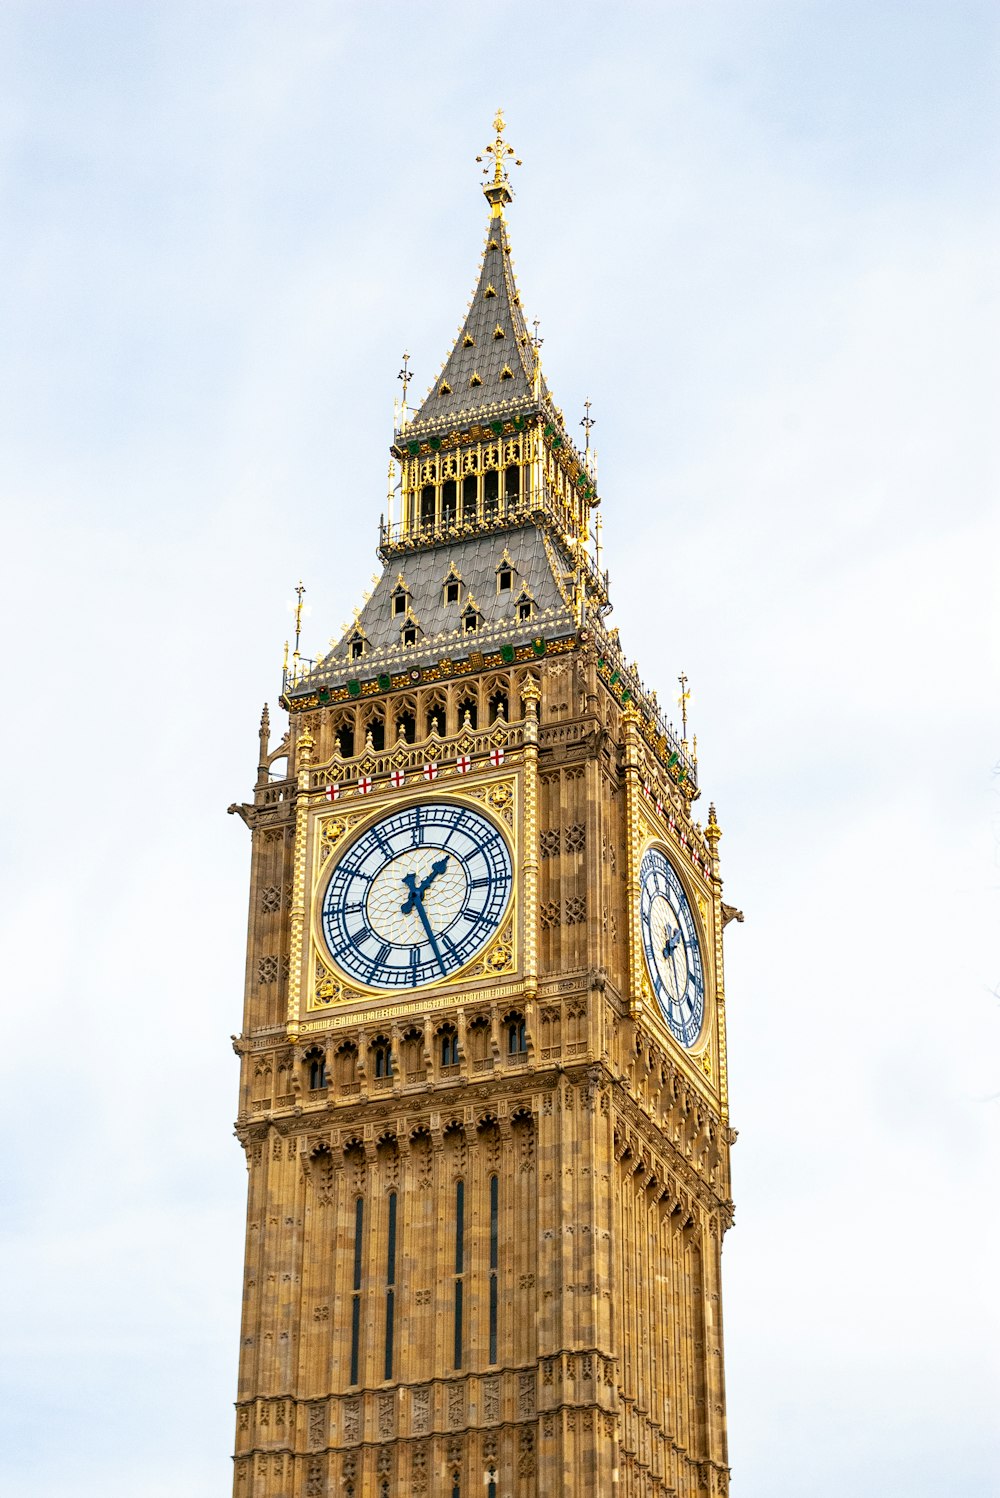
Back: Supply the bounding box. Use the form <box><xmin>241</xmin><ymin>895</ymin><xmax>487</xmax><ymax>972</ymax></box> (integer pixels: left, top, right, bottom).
<box><xmin>420</xmin><ymin>856</ymin><xmax>449</xmax><ymax>897</ymax></box>
<box><xmin>668</xmin><ymin>942</ymin><xmax>683</xmax><ymax>1006</ymax></box>
<box><xmin>406</xmin><ymin>886</ymin><xmax>449</xmax><ymax>977</ymax></box>
<box><xmin>400</xmin><ymin>856</ymin><xmax>449</xmax><ymax>914</ymax></box>
<box><xmin>662</xmin><ymin>924</ymin><xmax>681</xmax><ymax>959</ymax></box>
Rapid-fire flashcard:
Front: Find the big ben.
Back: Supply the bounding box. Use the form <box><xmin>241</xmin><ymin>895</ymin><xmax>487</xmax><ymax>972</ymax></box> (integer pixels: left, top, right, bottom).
<box><xmin>229</xmin><ymin>114</ymin><xmax>737</xmax><ymax>1498</ymax></box>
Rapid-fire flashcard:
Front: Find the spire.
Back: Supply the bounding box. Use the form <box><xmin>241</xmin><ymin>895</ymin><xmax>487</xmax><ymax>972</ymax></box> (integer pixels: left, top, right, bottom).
<box><xmin>400</xmin><ymin>111</ymin><xmax>551</xmax><ymax>439</ymax></box>
<box><xmin>406</xmin><ymin>210</ymin><xmax>547</xmax><ymax>434</ymax></box>
<box><xmin>381</xmin><ymin>114</ymin><xmax>601</xmax><ymax>581</ymax></box>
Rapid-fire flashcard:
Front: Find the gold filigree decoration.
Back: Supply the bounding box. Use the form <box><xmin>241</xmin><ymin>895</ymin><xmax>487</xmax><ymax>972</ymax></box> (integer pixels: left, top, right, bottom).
<box><xmin>701</xmin><ymin>1049</ymin><xmax>712</xmax><ymax>1078</ymax></box>
<box><xmin>696</xmin><ymin>893</ymin><xmax>708</xmax><ymax>921</ymax></box>
<box><xmin>313</xmin><ymin>959</ymin><xmax>342</xmax><ymax>1007</ymax></box>
<box><xmin>480</xmin><ymin>921</ymin><xmax>515</xmax><ymax>976</ymax></box>
<box><xmin>477</xmin><ymin>779</ymin><xmax>514</xmax><ymax>826</ymax></box>
<box><xmin>464</xmin><ymin>778</ymin><xmax>515</xmax><ymax>826</ymax></box>
<box><xmin>319</xmin><ymin>818</ymin><xmax>347</xmax><ymax>862</ymax></box>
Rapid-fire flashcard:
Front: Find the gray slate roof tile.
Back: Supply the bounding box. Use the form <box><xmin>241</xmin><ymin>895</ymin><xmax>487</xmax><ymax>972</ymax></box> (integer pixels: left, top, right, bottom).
<box><xmin>408</xmin><ymin>214</ymin><xmax>550</xmax><ymax>429</ymax></box>
<box><xmin>293</xmin><ymin>524</ymin><xmax>577</xmax><ymax>697</ymax></box>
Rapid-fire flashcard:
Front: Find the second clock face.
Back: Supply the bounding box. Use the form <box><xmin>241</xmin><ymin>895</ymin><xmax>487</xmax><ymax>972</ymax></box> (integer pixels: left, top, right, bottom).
<box><xmin>639</xmin><ymin>845</ymin><xmax>705</xmax><ymax>1048</ymax></box>
<box><xmin>320</xmin><ymin>800</ymin><xmax>513</xmax><ymax>990</ymax></box>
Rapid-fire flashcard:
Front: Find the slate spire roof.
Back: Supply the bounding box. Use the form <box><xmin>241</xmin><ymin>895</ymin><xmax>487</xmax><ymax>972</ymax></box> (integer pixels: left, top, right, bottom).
<box><xmin>296</xmin><ymin>524</ymin><xmax>578</xmax><ymax>695</ymax></box>
<box><xmin>406</xmin><ymin>211</ymin><xmax>551</xmax><ymax>435</ymax></box>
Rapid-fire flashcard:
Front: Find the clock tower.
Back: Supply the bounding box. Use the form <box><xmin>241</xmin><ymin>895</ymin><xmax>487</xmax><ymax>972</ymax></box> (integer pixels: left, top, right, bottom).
<box><xmin>229</xmin><ymin>115</ymin><xmax>737</xmax><ymax>1498</ymax></box>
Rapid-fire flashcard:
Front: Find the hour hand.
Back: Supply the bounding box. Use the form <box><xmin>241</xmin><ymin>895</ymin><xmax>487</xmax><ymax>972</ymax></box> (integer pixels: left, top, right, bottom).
<box><xmin>662</xmin><ymin>925</ymin><xmax>681</xmax><ymax>959</ymax></box>
<box><xmin>400</xmin><ymin>871</ymin><xmax>421</xmax><ymax>915</ymax></box>
<box><xmin>401</xmin><ymin>856</ymin><xmax>449</xmax><ymax>914</ymax></box>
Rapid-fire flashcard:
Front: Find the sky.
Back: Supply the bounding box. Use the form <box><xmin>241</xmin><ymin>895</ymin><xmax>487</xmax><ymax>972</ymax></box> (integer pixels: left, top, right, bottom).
<box><xmin>0</xmin><ymin>2</ymin><xmax>998</xmax><ymax>1494</ymax></box>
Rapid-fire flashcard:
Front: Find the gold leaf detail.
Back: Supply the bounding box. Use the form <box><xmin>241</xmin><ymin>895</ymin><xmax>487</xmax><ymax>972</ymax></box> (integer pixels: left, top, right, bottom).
<box><xmin>481</xmin><ymin>923</ymin><xmax>514</xmax><ymax>976</ymax></box>
<box><xmin>320</xmin><ymin>819</ymin><xmax>347</xmax><ymax>862</ymax></box>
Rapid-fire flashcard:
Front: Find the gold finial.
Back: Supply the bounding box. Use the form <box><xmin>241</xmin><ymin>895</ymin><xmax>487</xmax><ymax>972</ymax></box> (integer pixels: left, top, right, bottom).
<box><xmin>477</xmin><ymin>108</ymin><xmax>521</xmax><ymax>217</ymax></box>
<box><xmin>529</xmin><ymin>317</ymin><xmax>544</xmax><ymax>399</ymax></box>
<box><xmin>288</xmin><ymin>580</ymin><xmax>306</xmax><ymax>686</ymax></box>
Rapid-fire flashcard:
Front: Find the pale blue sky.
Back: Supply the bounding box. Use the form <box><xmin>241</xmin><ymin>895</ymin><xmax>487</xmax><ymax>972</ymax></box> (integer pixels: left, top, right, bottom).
<box><xmin>1</xmin><ymin>4</ymin><xmax>997</xmax><ymax>1494</ymax></box>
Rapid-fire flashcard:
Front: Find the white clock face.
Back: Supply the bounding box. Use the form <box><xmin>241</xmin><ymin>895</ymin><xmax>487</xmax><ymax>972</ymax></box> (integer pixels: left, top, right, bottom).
<box><xmin>320</xmin><ymin>800</ymin><xmax>513</xmax><ymax>990</ymax></box>
<box><xmin>639</xmin><ymin>846</ymin><xmax>705</xmax><ymax>1048</ymax></box>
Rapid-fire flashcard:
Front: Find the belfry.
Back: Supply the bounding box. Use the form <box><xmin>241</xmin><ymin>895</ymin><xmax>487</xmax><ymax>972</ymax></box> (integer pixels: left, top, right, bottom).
<box><xmin>230</xmin><ymin>114</ymin><xmax>737</xmax><ymax>1498</ymax></box>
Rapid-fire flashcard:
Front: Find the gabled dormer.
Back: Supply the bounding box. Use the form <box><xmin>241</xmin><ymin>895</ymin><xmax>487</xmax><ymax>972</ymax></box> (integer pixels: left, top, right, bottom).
<box><xmin>462</xmin><ymin>596</ymin><xmax>483</xmax><ymax>634</ymax></box>
<box><xmin>346</xmin><ymin>621</ymin><xmax>369</xmax><ymax>661</ymax></box>
<box><xmin>442</xmin><ymin>563</ymin><xmax>463</xmax><ymax>607</ymax></box>
<box><xmin>389</xmin><ymin>575</ymin><xmax>410</xmax><ymax>620</ymax></box>
<box><xmin>495</xmin><ymin>547</ymin><xmax>516</xmax><ymax>596</ymax></box>
<box><xmin>399</xmin><ymin>608</ymin><xmax>423</xmax><ymax>649</ymax></box>
<box><xmin>514</xmin><ymin>581</ymin><xmax>535</xmax><ymax>623</ymax></box>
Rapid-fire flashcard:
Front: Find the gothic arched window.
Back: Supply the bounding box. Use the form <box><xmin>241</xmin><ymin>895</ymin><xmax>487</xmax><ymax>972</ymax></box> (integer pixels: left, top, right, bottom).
<box><xmin>506</xmin><ymin>1014</ymin><xmax>527</xmax><ymax>1055</ymax></box>
<box><xmin>335</xmin><ymin>1043</ymin><xmax>358</xmax><ymax>1088</ymax></box>
<box><xmin>440</xmin><ymin>1028</ymin><xmax>459</xmax><ymax>1068</ymax></box>
<box><xmin>457</xmin><ymin>694</ymin><xmax>478</xmax><ymax>729</ymax></box>
<box><xmin>466</xmin><ymin>1016</ymin><xmax>490</xmax><ymax>1063</ymax></box>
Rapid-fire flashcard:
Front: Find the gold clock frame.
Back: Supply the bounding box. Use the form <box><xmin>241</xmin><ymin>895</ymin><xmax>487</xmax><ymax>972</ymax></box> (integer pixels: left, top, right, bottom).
<box><xmin>636</xmin><ymin>833</ymin><xmax>715</xmax><ymax>1068</ymax></box>
<box><xmin>305</xmin><ymin>780</ymin><xmax>520</xmax><ymax>1012</ymax></box>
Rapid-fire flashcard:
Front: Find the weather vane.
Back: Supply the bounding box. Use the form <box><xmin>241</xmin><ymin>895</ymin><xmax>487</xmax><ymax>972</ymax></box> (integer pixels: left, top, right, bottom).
<box><xmin>677</xmin><ymin>671</ymin><xmax>691</xmax><ymax>740</ymax></box>
<box><xmin>397</xmin><ymin>351</ymin><xmax>413</xmax><ymax>413</ymax></box>
<box><xmin>581</xmin><ymin>398</ymin><xmax>595</xmax><ymax>451</ymax></box>
<box><xmin>476</xmin><ymin>109</ymin><xmax>522</xmax><ymax>214</ymax></box>
<box><xmin>293</xmin><ymin>581</ymin><xmax>306</xmax><ymax>657</ymax></box>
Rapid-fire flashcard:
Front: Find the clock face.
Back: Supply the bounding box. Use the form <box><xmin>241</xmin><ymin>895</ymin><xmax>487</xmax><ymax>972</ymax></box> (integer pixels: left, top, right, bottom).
<box><xmin>639</xmin><ymin>846</ymin><xmax>705</xmax><ymax>1048</ymax></box>
<box><xmin>320</xmin><ymin>800</ymin><xmax>513</xmax><ymax>990</ymax></box>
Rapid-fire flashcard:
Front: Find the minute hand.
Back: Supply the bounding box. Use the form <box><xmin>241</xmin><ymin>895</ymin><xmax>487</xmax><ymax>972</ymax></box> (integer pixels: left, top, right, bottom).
<box><xmin>668</xmin><ymin>943</ymin><xmax>689</xmax><ymax>1009</ymax></box>
<box><xmin>407</xmin><ymin>888</ymin><xmax>448</xmax><ymax>977</ymax></box>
